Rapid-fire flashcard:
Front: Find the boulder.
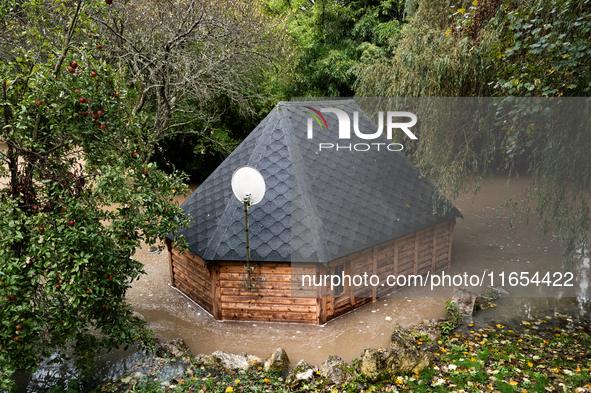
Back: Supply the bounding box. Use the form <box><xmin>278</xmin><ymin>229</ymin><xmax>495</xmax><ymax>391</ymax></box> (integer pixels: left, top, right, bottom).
<box><xmin>155</xmin><ymin>338</ymin><xmax>191</xmax><ymax>358</ymax></box>
<box><xmin>210</xmin><ymin>350</ymin><xmax>261</xmax><ymax>370</ymax></box>
<box><xmin>320</xmin><ymin>355</ymin><xmax>354</xmax><ymax>385</ymax></box>
<box><xmin>356</xmin><ymin>348</ymin><xmax>430</xmax><ymax>381</ymax></box>
<box><xmin>264</xmin><ymin>348</ymin><xmax>290</xmax><ymax>373</ymax></box>
<box><xmin>193</xmin><ymin>353</ymin><xmax>217</xmax><ymax>365</ymax></box>
<box><xmin>288</xmin><ymin>359</ymin><xmax>319</xmax><ymax>382</ymax></box>
<box><xmin>390</xmin><ymin>325</ymin><xmax>418</xmax><ymax>351</ymax></box>
<box><xmin>451</xmin><ymin>288</ymin><xmax>477</xmax><ymax>316</ymax></box>
<box><xmin>475</xmin><ymin>288</ymin><xmax>499</xmax><ymax>309</ymax></box>
<box><xmin>412</xmin><ymin>319</ymin><xmax>442</xmax><ymax>342</ymax></box>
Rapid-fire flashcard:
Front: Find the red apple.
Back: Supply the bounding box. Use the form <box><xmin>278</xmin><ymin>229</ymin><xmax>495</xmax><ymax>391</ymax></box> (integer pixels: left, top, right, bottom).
<box><xmin>133</xmin><ymin>153</ymin><xmax>138</xmax><ymax>158</ymax></box>
<box><xmin>16</xmin><ymin>325</ymin><xmax>21</xmax><ymax>330</ymax></box>
<box><xmin>68</xmin><ymin>220</ymin><xmax>74</xmax><ymax>226</ymax></box>
<box><xmin>142</xmin><ymin>170</ymin><xmax>147</xmax><ymax>175</ymax></box>
<box><xmin>96</xmin><ymin>45</ymin><xmax>102</xmax><ymax>50</ymax></box>
<box><xmin>79</xmin><ymin>97</ymin><xmax>85</xmax><ymax>103</ymax></box>
<box><xmin>74</xmin><ymin>90</ymin><xmax>79</xmax><ymax>93</ymax></box>
<box><xmin>106</xmin><ymin>0</ymin><xmax>113</xmax><ymax>4</ymax></box>
<box><xmin>91</xmin><ymin>71</ymin><xmax>97</xmax><ymax>78</ymax></box>
<box><xmin>97</xmin><ymin>110</ymin><xmax>103</xmax><ymax>116</ymax></box>
<box><xmin>39</xmin><ymin>227</ymin><xmax>44</xmax><ymax>231</ymax></box>
<box><xmin>67</xmin><ymin>66</ymin><xmax>75</xmax><ymax>73</ymax></box>
<box><xmin>33</xmin><ymin>206</ymin><xmax>38</xmax><ymax>210</ymax></box>
<box><xmin>62</xmin><ymin>207</ymin><xmax>66</xmax><ymax>212</ymax></box>
<box><xmin>36</xmin><ymin>101</ymin><xmax>41</xmax><ymax>105</ymax></box>
<box><xmin>71</xmin><ymin>62</ymin><xmax>78</xmax><ymax>69</ymax></box>
<box><xmin>55</xmin><ymin>284</ymin><xmax>60</xmax><ymax>289</ymax></box>
<box><xmin>14</xmin><ymin>337</ymin><xmax>18</xmax><ymax>341</ymax></box>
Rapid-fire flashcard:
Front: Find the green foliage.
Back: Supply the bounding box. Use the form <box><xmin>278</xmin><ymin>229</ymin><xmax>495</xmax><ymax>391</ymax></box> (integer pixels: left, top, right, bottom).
<box><xmin>0</xmin><ymin>1</ymin><xmax>191</xmax><ymax>390</ymax></box>
<box><xmin>491</xmin><ymin>0</ymin><xmax>591</xmax><ymax>96</ymax></box>
<box><xmin>356</xmin><ymin>0</ymin><xmax>498</xmax><ymax>97</ymax></box>
<box><xmin>356</xmin><ymin>0</ymin><xmax>591</xmax><ymax>267</ymax></box>
<box><xmin>150</xmin><ymin>98</ymin><xmax>273</xmax><ymax>183</ymax></box>
<box><xmin>441</xmin><ymin>301</ymin><xmax>463</xmax><ymax>335</ymax></box>
<box><xmin>267</xmin><ymin>0</ymin><xmax>405</xmax><ymax>97</ymax></box>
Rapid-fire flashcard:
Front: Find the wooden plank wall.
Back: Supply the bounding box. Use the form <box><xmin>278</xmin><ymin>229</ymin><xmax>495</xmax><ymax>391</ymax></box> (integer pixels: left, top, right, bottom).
<box><xmin>168</xmin><ymin>242</ymin><xmax>214</xmax><ymax>314</ymax></box>
<box><xmin>217</xmin><ymin>262</ymin><xmax>319</xmax><ymax>324</ymax></box>
<box><xmin>322</xmin><ymin>219</ymin><xmax>455</xmax><ymax>323</ymax></box>
<box><xmin>167</xmin><ymin>218</ymin><xmax>455</xmax><ymax>325</ymax></box>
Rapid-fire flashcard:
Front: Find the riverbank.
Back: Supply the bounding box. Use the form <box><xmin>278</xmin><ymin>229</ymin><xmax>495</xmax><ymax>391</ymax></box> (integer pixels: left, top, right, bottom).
<box><xmin>85</xmin><ymin>312</ymin><xmax>591</xmax><ymax>393</ymax></box>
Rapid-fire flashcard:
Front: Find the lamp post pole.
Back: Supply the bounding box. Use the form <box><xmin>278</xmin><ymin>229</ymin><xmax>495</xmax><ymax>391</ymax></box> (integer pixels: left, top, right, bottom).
<box><xmin>243</xmin><ymin>195</ymin><xmax>253</xmax><ymax>291</ymax></box>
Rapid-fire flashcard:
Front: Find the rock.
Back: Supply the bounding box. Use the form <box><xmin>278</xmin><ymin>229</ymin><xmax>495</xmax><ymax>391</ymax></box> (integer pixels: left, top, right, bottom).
<box><xmin>193</xmin><ymin>353</ymin><xmax>217</xmax><ymax>365</ymax></box>
<box><xmin>390</xmin><ymin>325</ymin><xmax>418</xmax><ymax>351</ymax></box>
<box><xmin>129</xmin><ymin>311</ymin><xmax>146</xmax><ymax>323</ymax></box>
<box><xmin>210</xmin><ymin>350</ymin><xmax>261</xmax><ymax>370</ymax></box>
<box><xmin>412</xmin><ymin>319</ymin><xmax>442</xmax><ymax>342</ymax></box>
<box><xmin>155</xmin><ymin>338</ymin><xmax>191</xmax><ymax>358</ymax></box>
<box><xmin>356</xmin><ymin>348</ymin><xmax>430</xmax><ymax>381</ymax></box>
<box><xmin>475</xmin><ymin>288</ymin><xmax>499</xmax><ymax>309</ymax></box>
<box><xmin>288</xmin><ymin>359</ymin><xmax>319</xmax><ymax>382</ymax></box>
<box><xmin>297</xmin><ymin>369</ymin><xmax>315</xmax><ymax>381</ymax></box>
<box><xmin>488</xmin><ymin>285</ymin><xmax>510</xmax><ymax>295</ymax></box>
<box><xmin>320</xmin><ymin>355</ymin><xmax>354</xmax><ymax>385</ymax></box>
<box><xmin>264</xmin><ymin>348</ymin><xmax>290</xmax><ymax>373</ymax></box>
<box><xmin>451</xmin><ymin>288</ymin><xmax>477</xmax><ymax>316</ymax></box>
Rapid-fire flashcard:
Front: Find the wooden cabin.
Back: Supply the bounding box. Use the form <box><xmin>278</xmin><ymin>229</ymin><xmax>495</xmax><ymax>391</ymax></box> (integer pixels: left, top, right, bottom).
<box><xmin>166</xmin><ymin>100</ymin><xmax>461</xmax><ymax>324</ymax></box>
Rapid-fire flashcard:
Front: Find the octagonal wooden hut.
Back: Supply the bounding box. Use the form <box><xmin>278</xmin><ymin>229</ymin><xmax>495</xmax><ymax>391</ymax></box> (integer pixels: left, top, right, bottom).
<box><xmin>165</xmin><ymin>100</ymin><xmax>462</xmax><ymax>324</ymax></box>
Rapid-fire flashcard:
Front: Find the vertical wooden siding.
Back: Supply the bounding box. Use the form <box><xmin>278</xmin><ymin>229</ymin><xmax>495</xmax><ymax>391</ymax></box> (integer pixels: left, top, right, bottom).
<box><xmin>167</xmin><ymin>218</ymin><xmax>455</xmax><ymax>325</ymax></box>
<box><xmin>321</xmin><ymin>219</ymin><xmax>455</xmax><ymax>323</ymax></box>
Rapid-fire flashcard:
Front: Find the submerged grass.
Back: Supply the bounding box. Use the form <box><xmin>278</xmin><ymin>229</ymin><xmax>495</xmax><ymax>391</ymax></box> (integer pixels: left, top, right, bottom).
<box><xmin>83</xmin><ymin>314</ymin><xmax>591</xmax><ymax>392</ymax></box>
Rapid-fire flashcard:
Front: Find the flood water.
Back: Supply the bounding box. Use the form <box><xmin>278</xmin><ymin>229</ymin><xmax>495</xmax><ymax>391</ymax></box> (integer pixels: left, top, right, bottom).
<box><xmin>7</xmin><ymin>164</ymin><xmax>591</xmax><ymax>390</ymax></box>
<box><xmin>126</xmin><ymin>175</ymin><xmax>589</xmax><ymax>366</ymax></box>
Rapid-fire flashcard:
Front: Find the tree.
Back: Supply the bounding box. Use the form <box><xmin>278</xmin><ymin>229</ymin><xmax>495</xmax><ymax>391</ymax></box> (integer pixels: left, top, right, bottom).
<box><xmin>266</xmin><ymin>0</ymin><xmax>405</xmax><ymax>97</ymax></box>
<box><xmin>355</xmin><ymin>0</ymin><xmax>591</xmax><ymax>267</ymax></box>
<box><xmin>0</xmin><ymin>1</ymin><xmax>190</xmax><ymax>389</ymax></box>
<box><xmin>91</xmin><ymin>0</ymin><xmax>284</xmax><ymax>165</ymax></box>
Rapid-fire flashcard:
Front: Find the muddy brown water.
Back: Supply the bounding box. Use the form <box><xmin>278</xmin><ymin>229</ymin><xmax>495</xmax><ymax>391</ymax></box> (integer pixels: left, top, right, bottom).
<box><xmin>127</xmin><ymin>176</ymin><xmax>589</xmax><ymax>366</ymax></box>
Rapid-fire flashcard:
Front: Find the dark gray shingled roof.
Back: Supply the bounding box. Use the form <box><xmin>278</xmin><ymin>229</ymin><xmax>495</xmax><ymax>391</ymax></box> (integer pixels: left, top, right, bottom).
<box><xmin>170</xmin><ymin>100</ymin><xmax>461</xmax><ymax>264</ymax></box>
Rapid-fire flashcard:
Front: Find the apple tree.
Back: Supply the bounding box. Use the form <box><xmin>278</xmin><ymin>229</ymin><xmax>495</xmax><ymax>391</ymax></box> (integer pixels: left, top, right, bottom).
<box><xmin>0</xmin><ymin>0</ymin><xmax>190</xmax><ymax>389</ymax></box>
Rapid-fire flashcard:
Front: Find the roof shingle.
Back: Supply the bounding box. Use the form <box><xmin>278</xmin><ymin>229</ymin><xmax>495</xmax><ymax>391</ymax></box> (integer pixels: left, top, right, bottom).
<box><xmin>171</xmin><ymin>100</ymin><xmax>461</xmax><ymax>263</ymax></box>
